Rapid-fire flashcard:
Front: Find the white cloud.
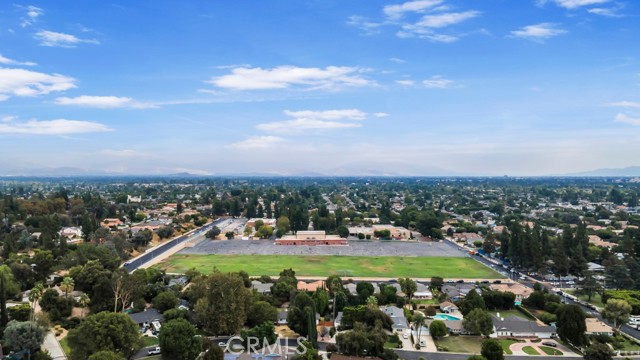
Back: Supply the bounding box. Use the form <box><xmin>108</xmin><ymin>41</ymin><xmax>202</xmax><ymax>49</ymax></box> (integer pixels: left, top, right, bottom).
<box><xmin>396</xmin><ymin>79</ymin><xmax>415</xmax><ymax>86</ymax></box>
<box><xmin>397</xmin><ymin>11</ymin><xmax>480</xmax><ymax>41</ymax></box>
<box><xmin>347</xmin><ymin>16</ymin><xmax>385</xmax><ymax>35</ymax></box>
<box><xmin>416</xmin><ymin>11</ymin><xmax>480</xmax><ymax>28</ymax></box>
<box><xmin>547</xmin><ymin>0</ymin><xmax>611</xmax><ymax>9</ymax></box>
<box><xmin>615</xmin><ymin>113</ymin><xmax>640</xmax><ymax>126</ymax></box>
<box><xmin>390</xmin><ymin>57</ymin><xmax>406</xmax><ymax>64</ymax></box>
<box><xmin>0</xmin><ymin>55</ymin><xmax>36</xmax><ymax>66</ymax></box>
<box><xmin>588</xmin><ymin>7</ymin><xmax>622</xmax><ymax>17</ymax></box>
<box><xmin>608</xmin><ymin>101</ymin><xmax>640</xmax><ymax>108</ymax></box>
<box><xmin>209</xmin><ymin>65</ymin><xmax>373</xmax><ymax>91</ymax></box>
<box><xmin>254</xmin><ymin>108</ymin><xmax>383</xmax><ymax>134</ymax></box>
<box><xmin>423</xmin><ymin>75</ymin><xmax>454</xmax><ymax>88</ymax></box>
<box><xmin>229</xmin><ymin>136</ymin><xmax>285</xmax><ymax>149</ymax></box>
<box><xmin>373</xmin><ymin>112</ymin><xmax>390</xmax><ymax>117</ymax></box>
<box><xmin>283</xmin><ymin>109</ymin><xmax>367</xmax><ymax>121</ymax></box>
<box><xmin>0</xmin><ymin>118</ymin><xmax>112</xmax><ymax>135</ymax></box>
<box><xmin>0</xmin><ymin>67</ymin><xmax>76</xmax><ymax>100</ymax></box>
<box><xmin>19</xmin><ymin>5</ymin><xmax>43</xmax><ymax>27</ymax></box>
<box><xmin>55</xmin><ymin>95</ymin><xmax>157</xmax><ymax>109</ymax></box>
<box><xmin>35</xmin><ymin>30</ymin><xmax>99</xmax><ymax>48</ymax></box>
<box><xmin>256</xmin><ymin>119</ymin><xmax>361</xmax><ymax>133</ymax></box>
<box><xmin>383</xmin><ymin>0</ymin><xmax>444</xmax><ymax>19</ymax></box>
<box><xmin>510</xmin><ymin>23</ymin><xmax>567</xmax><ymax>41</ymax></box>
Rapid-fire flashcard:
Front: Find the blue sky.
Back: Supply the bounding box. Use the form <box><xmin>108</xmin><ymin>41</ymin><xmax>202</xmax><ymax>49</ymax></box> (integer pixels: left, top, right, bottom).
<box><xmin>1</xmin><ymin>0</ymin><xmax>639</xmax><ymax>176</ymax></box>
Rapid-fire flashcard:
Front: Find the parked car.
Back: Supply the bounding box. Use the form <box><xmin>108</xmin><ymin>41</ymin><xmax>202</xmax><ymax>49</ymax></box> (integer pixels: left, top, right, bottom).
<box><xmin>403</xmin><ymin>332</ymin><xmax>409</xmax><ymax>339</ymax></box>
<box><xmin>542</xmin><ymin>342</ymin><xmax>557</xmax><ymax>347</ymax></box>
<box><xmin>419</xmin><ymin>339</ymin><xmax>426</xmax><ymax>347</ymax></box>
<box><xmin>493</xmin><ymin>280</ymin><xmax>502</xmax><ymax>284</ymax></box>
<box><xmin>148</xmin><ymin>347</ymin><xmax>161</xmax><ymax>355</ymax></box>
<box><xmin>456</xmin><ymin>280</ymin><xmax>464</xmax><ymax>283</ymax></box>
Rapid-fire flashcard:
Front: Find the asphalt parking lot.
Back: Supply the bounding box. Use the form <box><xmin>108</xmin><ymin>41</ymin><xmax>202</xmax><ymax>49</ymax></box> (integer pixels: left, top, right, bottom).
<box><xmin>179</xmin><ymin>239</ymin><xmax>466</xmax><ymax>257</ymax></box>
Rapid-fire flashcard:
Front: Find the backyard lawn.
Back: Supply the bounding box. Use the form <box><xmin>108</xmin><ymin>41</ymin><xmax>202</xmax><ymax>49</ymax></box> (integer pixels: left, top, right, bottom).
<box><xmin>436</xmin><ymin>336</ymin><xmax>484</xmax><ymax>353</ymax></box>
<box><xmin>157</xmin><ymin>254</ymin><xmax>503</xmax><ymax>278</ymax></box>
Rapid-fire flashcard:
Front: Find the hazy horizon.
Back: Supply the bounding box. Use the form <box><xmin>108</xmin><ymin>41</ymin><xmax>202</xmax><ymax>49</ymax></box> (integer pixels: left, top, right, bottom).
<box><xmin>1</xmin><ymin>1</ymin><xmax>640</xmax><ymax>176</ymax></box>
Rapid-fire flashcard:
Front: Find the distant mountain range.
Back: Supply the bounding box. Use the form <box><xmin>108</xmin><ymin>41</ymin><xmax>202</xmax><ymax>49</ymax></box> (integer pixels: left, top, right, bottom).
<box><xmin>1</xmin><ymin>165</ymin><xmax>640</xmax><ymax>178</ymax></box>
<box><xmin>563</xmin><ymin>166</ymin><xmax>640</xmax><ymax>177</ymax></box>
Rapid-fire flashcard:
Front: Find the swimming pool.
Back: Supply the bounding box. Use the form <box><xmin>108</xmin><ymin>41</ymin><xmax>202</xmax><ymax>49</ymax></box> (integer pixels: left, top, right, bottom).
<box><xmin>433</xmin><ymin>313</ymin><xmax>462</xmax><ymax>321</ymax></box>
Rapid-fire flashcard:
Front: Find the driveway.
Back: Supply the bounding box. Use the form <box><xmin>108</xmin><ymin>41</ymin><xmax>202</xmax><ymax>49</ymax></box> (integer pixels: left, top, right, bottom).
<box><xmin>42</xmin><ymin>332</ymin><xmax>67</xmax><ymax>360</ymax></box>
<box><xmin>508</xmin><ymin>339</ymin><xmax>576</xmax><ymax>356</ymax></box>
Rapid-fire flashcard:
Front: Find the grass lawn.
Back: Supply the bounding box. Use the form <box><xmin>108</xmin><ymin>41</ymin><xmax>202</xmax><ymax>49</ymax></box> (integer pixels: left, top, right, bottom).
<box><xmin>436</xmin><ymin>336</ymin><xmax>484</xmax><ymax>353</ymax></box>
<box><xmin>522</xmin><ymin>346</ymin><xmax>540</xmax><ymax>355</ymax></box>
<box><xmin>416</xmin><ymin>299</ymin><xmax>440</xmax><ymax>305</ymax></box>
<box><xmin>60</xmin><ymin>337</ymin><xmax>71</xmax><ymax>356</ymax></box>
<box><xmin>157</xmin><ymin>254</ymin><xmax>503</xmax><ymax>278</ymax></box>
<box><xmin>540</xmin><ymin>346</ymin><xmax>563</xmax><ymax>355</ymax></box>
<box><xmin>500</xmin><ymin>339</ymin><xmax>521</xmax><ymax>354</ymax></box>
<box><xmin>142</xmin><ymin>336</ymin><xmax>159</xmax><ymax>347</ymax></box>
<box><xmin>384</xmin><ymin>340</ymin><xmax>401</xmax><ymax>349</ymax></box>
<box><xmin>617</xmin><ymin>337</ymin><xmax>640</xmax><ymax>351</ymax></box>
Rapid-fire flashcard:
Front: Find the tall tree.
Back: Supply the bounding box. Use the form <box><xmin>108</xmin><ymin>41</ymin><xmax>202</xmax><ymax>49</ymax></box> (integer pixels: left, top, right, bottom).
<box><xmin>463</xmin><ymin>309</ymin><xmax>494</xmax><ymax>337</ymax></box>
<box><xmin>193</xmin><ymin>272</ymin><xmax>252</xmax><ymax>335</ymax></box>
<box><xmin>461</xmin><ymin>289</ymin><xmax>486</xmax><ymax>315</ymax></box>
<box><xmin>399</xmin><ymin>278</ymin><xmax>417</xmax><ymax>304</ymax></box>
<box><xmin>583</xmin><ymin>343</ymin><xmax>614</xmax><ymax>360</ymax></box>
<box><xmin>481</xmin><ymin>339</ymin><xmax>504</xmax><ymax>360</ymax></box>
<box><xmin>159</xmin><ymin>318</ymin><xmax>201</xmax><ymax>360</ymax></box>
<box><xmin>556</xmin><ymin>304</ymin><xmax>586</xmax><ymax>347</ymax></box>
<box><xmin>67</xmin><ymin>312</ymin><xmax>142</xmax><ymax>360</ymax></box>
<box><xmin>482</xmin><ymin>231</ymin><xmax>496</xmax><ymax>255</ymax></box>
<box><xmin>602</xmin><ymin>299</ymin><xmax>631</xmax><ymax>329</ymax></box>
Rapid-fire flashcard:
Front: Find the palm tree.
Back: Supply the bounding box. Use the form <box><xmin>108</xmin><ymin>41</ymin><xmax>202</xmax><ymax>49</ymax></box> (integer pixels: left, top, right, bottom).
<box><xmin>413</xmin><ymin>313</ymin><xmax>425</xmax><ymax>348</ymax></box>
<box><xmin>28</xmin><ymin>283</ymin><xmax>44</xmax><ymax>321</ymax></box>
<box><xmin>60</xmin><ymin>277</ymin><xmax>75</xmax><ymax>299</ymax></box>
<box><xmin>79</xmin><ymin>293</ymin><xmax>90</xmax><ymax>318</ymax></box>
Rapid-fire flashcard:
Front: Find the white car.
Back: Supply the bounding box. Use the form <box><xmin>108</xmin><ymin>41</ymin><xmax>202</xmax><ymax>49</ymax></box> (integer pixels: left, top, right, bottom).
<box><xmin>148</xmin><ymin>347</ymin><xmax>161</xmax><ymax>355</ymax></box>
<box><xmin>218</xmin><ymin>341</ymin><xmax>227</xmax><ymax>347</ymax></box>
<box><xmin>419</xmin><ymin>339</ymin><xmax>426</xmax><ymax>347</ymax></box>
<box><xmin>403</xmin><ymin>332</ymin><xmax>409</xmax><ymax>339</ymax></box>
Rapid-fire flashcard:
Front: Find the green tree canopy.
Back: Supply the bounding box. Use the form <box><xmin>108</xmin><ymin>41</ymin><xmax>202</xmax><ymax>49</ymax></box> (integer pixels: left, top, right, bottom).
<box><xmin>2</xmin><ymin>320</ymin><xmax>46</xmax><ymax>353</ymax></box>
<box><xmin>481</xmin><ymin>339</ymin><xmax>504</xmax><ymax>360</ymax></box>
<box><xmin>556</xmin><ymin>304</ymin><xmax>586</xmax><ymax>347</ymax></box>
<box><xmin>67</xmin><ymin>312</ymin><xmax>142</xmax><ymax>360</ymax></box>
<box><xmin>429</xmin><ymin>320</ymin><xmax>447</xmax><ymax>339</ymax></box>
<box><xmin>159</xmin><ymin>318</ymin><xmax>201</xmax><ymax>360</ymax></box>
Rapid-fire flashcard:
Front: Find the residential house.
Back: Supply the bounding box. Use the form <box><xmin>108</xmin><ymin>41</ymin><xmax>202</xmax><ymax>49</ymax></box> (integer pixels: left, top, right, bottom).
<box><xmin>128</xmin><ymin>308</ymin><xmax>164</xmax><ymax>328</ymax></box>
<box><xmin>59</xmin><ymin>227</ymin><xmax>82</xmax><ymax>239</ymax></box>
<box><xmin>585</xmin><ymin>318</ymin><xmax>614</xmax><ymax>336</ymax></box>
<box><xmin>439</xmin><ymin>301</ymin><xmax>459</xmax><ymax>314</ymax></box>
<box><xmin>444</xmin><ymin>320</ymin><xmax>466</xmax><ymax>335</ymax></box>
<box><xmin>380</xmin><ymin>305</ymin><xmax>408</xmax><ymax>333</ymax></box>
<box><xmin>277</xmin><ymin>311</ymin><xmax>288</xmax><ymax>325</ymax></box>
<box><xmin>251</xmin><ymin>280</ymin><xmax>272</xmax><ymax>295</ymax></box>
<box><xmin>442</xmin><ymin>283</ymin><xmax>476</xmax><ymax>301</ymax></box>
<box><xmin>491</xmin><ymin>316</ymin><xmax>556</xmax><ymax>339</ymax></box>
<box><xmin>297</xmin><ymin>280</ymin><xmax>324</xmax><ymax>292</ymax></box>
<box><xmin>489</xmin><ymin>283</ymin><xmax>533</xmax><ymax>304</ymax></box>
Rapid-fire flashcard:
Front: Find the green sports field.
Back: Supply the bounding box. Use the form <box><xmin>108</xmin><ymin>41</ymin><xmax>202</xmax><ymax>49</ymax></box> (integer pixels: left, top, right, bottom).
<box><xmin>155</xmin><ymin>254</ymin><xmax>503</xmax><ymax>279</ymax></box>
